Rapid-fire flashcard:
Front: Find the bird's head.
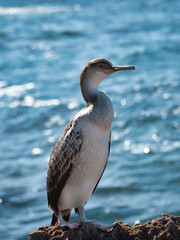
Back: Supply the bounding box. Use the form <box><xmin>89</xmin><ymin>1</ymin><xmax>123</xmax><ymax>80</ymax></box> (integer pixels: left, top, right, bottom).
<box><xmin>80</xmin><ymin>58</ymin><xmax>135</xmax><ymax>89</ymax></box>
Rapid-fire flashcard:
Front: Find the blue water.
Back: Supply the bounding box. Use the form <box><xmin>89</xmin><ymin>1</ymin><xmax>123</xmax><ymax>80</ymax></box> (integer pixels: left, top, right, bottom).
<box><xmin>0</xmin><ymin>0</ymin><xmax>180</xmax><ymax>239</ymax></box>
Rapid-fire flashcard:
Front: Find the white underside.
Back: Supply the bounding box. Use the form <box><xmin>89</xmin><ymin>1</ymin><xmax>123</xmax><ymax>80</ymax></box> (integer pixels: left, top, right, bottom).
<box><xmin>58</xmin><ymin>121</ymin><xmax>110</xmax><ymax>211</ymax></box>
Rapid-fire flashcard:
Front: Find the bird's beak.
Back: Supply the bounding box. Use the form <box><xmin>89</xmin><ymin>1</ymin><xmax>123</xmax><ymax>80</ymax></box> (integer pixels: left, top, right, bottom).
<box><xmin>112</xmin><ymin>65</ymin><xmax>135</xmax><ymax>71</ymax></box>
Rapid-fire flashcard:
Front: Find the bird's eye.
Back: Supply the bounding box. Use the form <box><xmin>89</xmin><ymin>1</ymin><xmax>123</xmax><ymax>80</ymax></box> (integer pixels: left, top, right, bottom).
<box><xmin>98</xmin><ymin>64</ymin><xmax>103</xmax><ymax>68</ymax></box>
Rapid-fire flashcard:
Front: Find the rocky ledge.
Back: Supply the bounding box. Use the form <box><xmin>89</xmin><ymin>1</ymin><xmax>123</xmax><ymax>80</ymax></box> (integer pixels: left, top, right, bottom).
<box><xmin>29</xmin><ymin>214</ymin><xmax>180</xmax><ymax>240</ymax></box>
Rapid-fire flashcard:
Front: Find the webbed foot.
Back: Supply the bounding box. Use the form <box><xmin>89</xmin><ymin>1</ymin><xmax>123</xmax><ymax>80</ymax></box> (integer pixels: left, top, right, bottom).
<box><xmin>81</xmin><ymin>219</ymin><xmax>117</xmax><ymax>232</ymax></box>
<box><xmin>59</xmin><ymin>220</ymin><xmax>80</xmax><ymax>229</ymax></box>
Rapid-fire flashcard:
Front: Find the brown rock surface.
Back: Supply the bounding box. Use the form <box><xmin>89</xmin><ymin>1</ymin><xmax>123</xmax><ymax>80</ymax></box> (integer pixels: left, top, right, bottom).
<box><xmin>29</xmin><ymin>214</ymin><xmax>180</xmax><ymax>240</ymax></box>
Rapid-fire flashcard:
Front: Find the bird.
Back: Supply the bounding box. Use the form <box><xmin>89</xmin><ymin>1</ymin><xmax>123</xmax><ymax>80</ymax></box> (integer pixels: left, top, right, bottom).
<box><xmin>46</xmin><ymin>58</ymin><xmax>135</xmax><ymax>231</ymax></box>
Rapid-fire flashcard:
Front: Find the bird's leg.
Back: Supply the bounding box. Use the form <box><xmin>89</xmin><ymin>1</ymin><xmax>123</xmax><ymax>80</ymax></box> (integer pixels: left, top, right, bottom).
<box><xmin>78</xmin><ymin>205</ymin><xmax>88</xmax><ymax>222</ymax></box>
<box><xmin>77</xmin><ymin>206</ymin><xmax>117</xmax><ymax>231</ymax></box>
<box><xmin>58</xmin><ymin>212</ymin><xmax>79</xmax><ymax>229</ymax></box>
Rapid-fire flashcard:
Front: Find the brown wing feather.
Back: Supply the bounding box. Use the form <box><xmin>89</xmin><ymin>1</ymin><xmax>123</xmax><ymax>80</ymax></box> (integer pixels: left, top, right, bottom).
<box><xmin>92</xmin><ymin>131</ymin><xmax>111</xmax><ymax>194</ymax></box>
<box><xmin>46</xmin><ymin>119</ymin><xmax>82</xmax><ymax>216</ymax></box>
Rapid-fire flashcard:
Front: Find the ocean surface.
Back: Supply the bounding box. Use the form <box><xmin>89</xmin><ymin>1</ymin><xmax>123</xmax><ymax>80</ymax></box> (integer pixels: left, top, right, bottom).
<box><xmin>0</xmin><ymin>0</ymin><xmax>180</xmax><ymax>239</ymax></box>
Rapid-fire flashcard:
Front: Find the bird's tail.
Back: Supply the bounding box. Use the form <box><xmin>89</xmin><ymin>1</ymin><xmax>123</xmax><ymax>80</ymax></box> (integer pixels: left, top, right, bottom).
<box><xmin>63</xmin><ymin>214</ymin><xmax>70</xmax><ymax>221</ymax></box>
<box><xmin>51</xmin><ymin>213</ymin><xmax>58</xmax><ymax>226</ymax></box>
<box><xmin>51</xmin><ymin>212</ymin><xmax>70</xmax><ymax>225</ymax></box>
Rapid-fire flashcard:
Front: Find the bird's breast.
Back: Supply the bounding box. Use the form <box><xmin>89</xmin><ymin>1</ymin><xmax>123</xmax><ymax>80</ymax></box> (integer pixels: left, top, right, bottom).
<box><xmin>58</xmin><ymin>121</ymin><xmax>110</xmax><ymax>210</ymax></box>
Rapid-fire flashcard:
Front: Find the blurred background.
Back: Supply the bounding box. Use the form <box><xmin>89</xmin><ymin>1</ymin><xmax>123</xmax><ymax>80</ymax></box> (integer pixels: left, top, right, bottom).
<box><xmin>0</xmin><ymin>0</ymin><xmax>180</xmax><ymax>239</ymax></box>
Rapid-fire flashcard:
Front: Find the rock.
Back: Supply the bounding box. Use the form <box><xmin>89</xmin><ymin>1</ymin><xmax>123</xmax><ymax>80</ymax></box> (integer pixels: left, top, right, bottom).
<box><xmin>29</xmin><ymin>214</ymin><xmax>180</xmax><ymax>240</ymax></box>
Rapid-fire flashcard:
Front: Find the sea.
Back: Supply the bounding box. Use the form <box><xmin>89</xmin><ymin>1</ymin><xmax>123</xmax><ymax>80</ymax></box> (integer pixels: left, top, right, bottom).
<box><xmin>0</xmin><ymin>0</ymin><xmax>180</xmax><ymax>239</ymax></box>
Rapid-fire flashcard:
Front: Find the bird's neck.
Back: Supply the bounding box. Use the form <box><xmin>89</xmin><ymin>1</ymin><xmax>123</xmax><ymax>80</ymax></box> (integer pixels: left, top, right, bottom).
<box><xmin>81</xmin><ymin>85</ymin><xmax>98</xmax><ymax>104</ymax></box>
<box><xmin>80</xmin><ymin>72</ymin><xmax>108</xmax><ymax>104</ymax></box>
<box><xmin>80</xmin><ymin>74</ymin><xmax>114</xmax><ymax>131</ymax></box>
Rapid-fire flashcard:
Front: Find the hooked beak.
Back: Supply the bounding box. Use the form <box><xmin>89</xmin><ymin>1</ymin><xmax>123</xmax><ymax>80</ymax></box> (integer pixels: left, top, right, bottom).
<box><xmin>113</xmin><ymin>65</ymin><xmax>135</xmax><ymax>71</ymax></box>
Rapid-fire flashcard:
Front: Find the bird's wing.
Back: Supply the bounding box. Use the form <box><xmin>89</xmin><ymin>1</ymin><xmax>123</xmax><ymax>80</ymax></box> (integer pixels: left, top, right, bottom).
<box><xmin>46</xmin><ymin>119</ymin><xmax>82</xmax><ymax>215</ymax></box>
<box><xmin>92</xmin><ymin>131</ymin><xmax>111</xmax><ymax>194</ymax></box>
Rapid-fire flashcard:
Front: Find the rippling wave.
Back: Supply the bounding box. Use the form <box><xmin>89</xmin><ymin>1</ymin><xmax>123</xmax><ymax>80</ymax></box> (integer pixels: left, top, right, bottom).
<box><xmin>0</xmin><ymin>0</ymin><xmax>180</xmax><ymax>239</ymax></box>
